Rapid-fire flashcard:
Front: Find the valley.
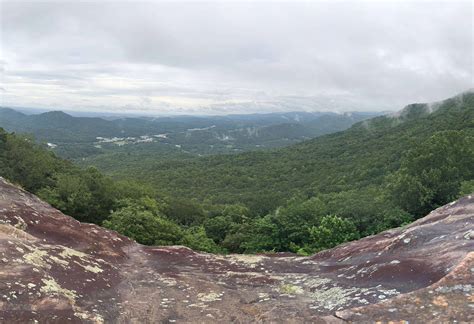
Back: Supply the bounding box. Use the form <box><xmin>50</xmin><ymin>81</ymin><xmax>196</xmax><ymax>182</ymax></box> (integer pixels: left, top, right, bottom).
<box><xmin>1</xmin><ymin>91</ymin><xmax>472</xmax><ymax>255</ymax></box>
<box><xmin>0</xmin><ymin>108</ymin><xmax>378</xmax><ymax>160</ymax></box>
<box><xmin>1</xmin><ymin>1</ymin><xmax>472</xmax><ymax>321</ymax></box>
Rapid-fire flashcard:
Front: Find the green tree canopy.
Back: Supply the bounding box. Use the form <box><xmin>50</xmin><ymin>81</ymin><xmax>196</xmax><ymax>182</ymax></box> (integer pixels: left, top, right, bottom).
<box><xmin>308</xmin><ymin>215</ymin><xmax>360</xmax><ymax>252</ymax></box>
<box><xmin>389</xmin><ymin>131</ymin><xmax>474</xmax><ymax>216</ymax></box>
<box><xmin>180</xmin><ymin>226</ymin><xmax>223</xmax><ymax>253</ymax></box>
<box><xmin>103</xmin><ymin>200</ymin><xmax>182</xmax><ymax>246</ymax></box>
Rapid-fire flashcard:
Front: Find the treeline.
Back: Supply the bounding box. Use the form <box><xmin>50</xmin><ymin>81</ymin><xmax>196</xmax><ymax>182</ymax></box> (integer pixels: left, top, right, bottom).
<box><xmin>1</xmin><ymin>93</ymin><xmax>473</xmax><ymax>254</ymax></box>
<box><xmin>1</xmin><ymin>127</ymin><xmax>472</xmax><ymax>255</ymax></box>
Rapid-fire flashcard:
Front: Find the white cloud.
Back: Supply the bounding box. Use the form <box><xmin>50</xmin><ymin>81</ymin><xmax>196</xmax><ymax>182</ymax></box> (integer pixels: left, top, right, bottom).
<box><xmin>0</xmin><ymin>0</ymin><xmax>472</xmax><ymax>114</ymax></box>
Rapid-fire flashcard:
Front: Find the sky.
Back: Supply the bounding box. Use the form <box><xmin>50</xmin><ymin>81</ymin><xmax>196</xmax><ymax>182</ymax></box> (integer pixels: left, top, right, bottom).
<box><xmin>0</xmin><ymin>0</ymin><xmax>472</xmax><ymax>115</ymax></box>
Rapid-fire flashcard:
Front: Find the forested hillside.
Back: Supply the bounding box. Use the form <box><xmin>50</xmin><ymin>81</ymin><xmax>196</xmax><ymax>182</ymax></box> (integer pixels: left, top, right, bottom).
<box><xmin>94</xmin><ymin>92</ymin><xmax>474</xmax><ymax>213</ymax></box>
<box><xmin>0</xmin><ymin>129</ymin><xmax>225</xmax><ymax>253</ymax></box>
<box><xmin>1</xmin><ymin>92</ymin><xmax>473</xmax><ymax>255</ymax></box>
<box><xmin>84</xmin><ymin>92</ymin><xmax>474</xmax><ymax>253</ymax></box>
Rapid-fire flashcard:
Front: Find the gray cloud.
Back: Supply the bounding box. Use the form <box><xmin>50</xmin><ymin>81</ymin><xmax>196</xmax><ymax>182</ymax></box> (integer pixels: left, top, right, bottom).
<box><xmin>0</xmin><ymin>0</ymin><xmax>472</xmax><ymax>115</ymax></box>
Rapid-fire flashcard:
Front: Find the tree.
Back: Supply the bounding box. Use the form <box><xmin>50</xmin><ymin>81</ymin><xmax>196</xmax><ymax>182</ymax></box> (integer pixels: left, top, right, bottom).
<box><xmin>113</xmin><ymin>180</ymin><xmax>157</xmax><ymax>201</ymax></box>
<box><xmin>389</xmin><ymin>131</ymin><xmax>474</xmax><ymax>216</ymax></box>
<box><xmin>271</xmin><ymin>196</ymin><xmax>327</xmax><ymax>251</ymax></box>
<box><xmin>320</xmin><ymin>187</ymin><xmax>406</xmax><ymax>235</ymax></box>
<box><xmin>37</xmin><ymin>167</ymin><xmax>116</xmax><ymax>224</ymax></box>
<box><xmin>162</xmin><ymin>198</ymin><xmax>205</xmax><ymax>226</ymax></box>
<box><xmin>103</xmin><ymin>201</ymin><xmax>182</xmax><ymax>246</ymax></box>
<box><xmin>37</xmin><ymin>174</ymin><xmax>92</xmax><ymax>221</ymax></box>
<box><xmin>459</xmin><ymin>180</ymin><xmax>474</xmax><ymax>196</ymax></box>
<box><xmin>180</xmin><ymin>226</ymin><xmax>223</xmax><ymax>253</ymax></box>
<box><xmin>240</xmin><ymin>215</ymin><xmax>279</xmax><ymax>253</ymax></box>
<box><xmin>308</xmin><ymin>215</ymin><xmax>359</xmax><ymax>252</ymax></box>
<box><xmin>203</xmin><ymin>215</ymin><xmax>232</xmax><ymax>244</ymax></box>
<box><xmin>373</xmin><ymin>208</ymin><xmax>413</xmax><ymax>233</ymax></box>
<box><xmin>220</xmin><ymin>204</ymin><xmax>250</xmax><ymax>223</ymax></box>
<box><xmin>2</xmin><ymin>132</ymin><xmax>62</xmax><ymax>192</ymax></box>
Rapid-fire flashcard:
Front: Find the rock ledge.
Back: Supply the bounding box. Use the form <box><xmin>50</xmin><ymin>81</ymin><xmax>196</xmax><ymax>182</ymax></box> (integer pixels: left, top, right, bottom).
<box><xmin>0</xmin><ymin>178</ymin><xmax>472</xmax><ymax>323</ymax></box>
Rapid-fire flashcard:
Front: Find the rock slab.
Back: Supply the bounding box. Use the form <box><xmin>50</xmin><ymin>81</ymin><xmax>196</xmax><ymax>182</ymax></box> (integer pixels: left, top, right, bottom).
<box><xmin>0</xmin><ymin>177</ymin><xmax>472</xmax><ymax>323</ymax></box>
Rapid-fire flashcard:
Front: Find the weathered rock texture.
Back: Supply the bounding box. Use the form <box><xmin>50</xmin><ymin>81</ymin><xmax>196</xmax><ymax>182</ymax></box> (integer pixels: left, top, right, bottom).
<box><xmin>0</xmin><ymin>177</ymin><xmax>472</xmax><ymax>323</ymax></box>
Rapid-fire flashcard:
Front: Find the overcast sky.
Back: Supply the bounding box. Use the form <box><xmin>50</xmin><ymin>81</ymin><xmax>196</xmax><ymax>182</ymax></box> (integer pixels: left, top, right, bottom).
<box><xmin>0</xmin><ymin>0</ymin><xmax>472</xmax><ymax>115</ymax></box>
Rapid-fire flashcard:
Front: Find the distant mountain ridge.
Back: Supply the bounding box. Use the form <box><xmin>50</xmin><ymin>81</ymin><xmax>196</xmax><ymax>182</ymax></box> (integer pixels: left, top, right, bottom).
<box><xmin>0</xmin><ymin>107</ymin><xmax>380</xmax><ymax>157</ymax></box>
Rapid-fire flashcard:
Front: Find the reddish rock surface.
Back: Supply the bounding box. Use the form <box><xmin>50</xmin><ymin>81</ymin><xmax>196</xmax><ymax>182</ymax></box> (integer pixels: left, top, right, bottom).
<box><xmin>0</xmin><ymin>177</ymin><xmax>472</xmax><ymax>323</ymax></box>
